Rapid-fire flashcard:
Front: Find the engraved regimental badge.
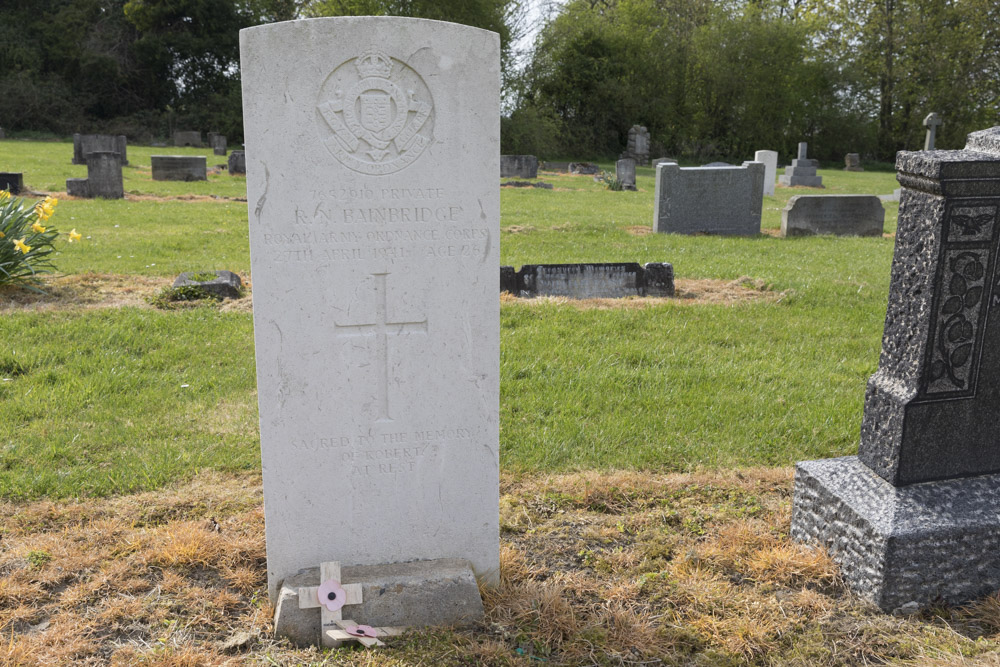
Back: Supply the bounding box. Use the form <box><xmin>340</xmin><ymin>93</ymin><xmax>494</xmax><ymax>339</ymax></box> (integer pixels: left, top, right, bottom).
<box><xmin>316</xmin><ymin>49</ymin><xmax>435</xmax><ymax>175</ymax></box>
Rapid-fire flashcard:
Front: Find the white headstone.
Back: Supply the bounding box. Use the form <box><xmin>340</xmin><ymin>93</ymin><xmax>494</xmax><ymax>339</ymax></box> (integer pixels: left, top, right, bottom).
<box><xmin>754</xmin><ymin>150</ymin><xmax>777</xmax><ymax>196</ymax></box>
<box><xmin>240</xmin><ymin>17</ymin><xmax>501</xmax><ymax>601</ymax></box>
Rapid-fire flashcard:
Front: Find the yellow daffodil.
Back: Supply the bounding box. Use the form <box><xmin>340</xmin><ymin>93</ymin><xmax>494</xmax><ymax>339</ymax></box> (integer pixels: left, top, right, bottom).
<box><xmin>0</xmin><ymin>190</ymin><xmax>9</xmax><ymax>202</ymax></box>
<box><xmin>0</xmin><ymin>231</ymin><xmax>4</xmax><ymax>239</ymax></box>
<box><xmin>13</xmin><ymin>238</ymin><xmax>30</xmax><ymax>254</ymax></box>
<box><xmin>45</xmin><ymin>196</ymin><xmax>58</xmax><ymax>207</ymax></box>
<box><xmin>31</xmin><ymin>221</ymin><xmax>46</xmax><ymax>234</ymax></box>
<box><xmin>35</xmin><ymin>202</ymin><xmax>53</xmax><ymax>221</ymax></box>
<box><xmin>68</xmin><ymin>229</ymin><xmax>81</xmax><ymax>243</ymax></box>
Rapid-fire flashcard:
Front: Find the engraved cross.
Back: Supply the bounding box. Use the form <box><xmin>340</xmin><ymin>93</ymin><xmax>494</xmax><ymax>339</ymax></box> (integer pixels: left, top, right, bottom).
<box><xmin>335</xmin><ymin>272</ymin><xmax>427</xmax><ymax>421</ymax></box>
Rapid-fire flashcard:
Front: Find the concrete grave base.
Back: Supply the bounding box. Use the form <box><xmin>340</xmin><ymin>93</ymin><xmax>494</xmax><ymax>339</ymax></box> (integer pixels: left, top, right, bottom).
<box><xmin>792</xmin><ymin>456</ymin><xmax>1000</xmax><ymax>612</ymax></box>
<box><xmin>273</xmin><ymin>558</ymin><xmax>484</xmax><ymax>648</ymax></box>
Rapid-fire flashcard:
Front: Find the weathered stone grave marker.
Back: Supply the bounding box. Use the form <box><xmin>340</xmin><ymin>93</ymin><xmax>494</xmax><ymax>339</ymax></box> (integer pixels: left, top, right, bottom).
<box><xmin>653</xmin><ymin>161</ymin><xmax>764</xmax><ymax>235</ymax></box>
<box><xmin>778</xmin><ymin>142</ymin><xmax>823</xmax><ymax>188</ymax></box>
<box><xmin>621</xmin><ymin>125</ymin><xmax>650</xmax><ymax>165</ymax></box>
<box><xmin>73</xmin><ymin>134</ymin><xmax>128</xmax><ymax>166</ymax></box>
<box><xmin>924</xmin><ymin>112</ymin><xmax>942</xmax><ymax>150</ymax></box>
<box><xmin>500</xmin><ymin>155</ymin><xmax>538</xmax><ymax>178</ymax></box>
<box><xmin>780</xmin><ymin>195</ymin><xmax>884</xmax><ymax>237</ymax></box>
<box><xmin>240</xmin><ymin>16</ymin><xmax>500</xmax><ymax>641</ymax></box>
<box><xmin>228</xmin><ymin>150</ymin><xmax>246</xmax><ymax>175</ymax></box>
<box><xmin>66</xmin><ymin>151</ymin><xmax>124</xmax><ymax>199</ymax></box>
<box><xmin>792</xmin><ymin>126</ymin><xmax>1000</xmax><ymax>612</ymax></box>
<box><xmin>615</xmin><ymin>158</ymin><xmax>636</xmax><ymax>190</ymax></box>
<box><xmin>152</xmin><ymin>155</ymin><xmax>207</xmax><ymax>181</ymax></box>
<box><xmin>844</xmin><ymin>153</ymin><xmax>863</xmax><ymax>171</ymax></box>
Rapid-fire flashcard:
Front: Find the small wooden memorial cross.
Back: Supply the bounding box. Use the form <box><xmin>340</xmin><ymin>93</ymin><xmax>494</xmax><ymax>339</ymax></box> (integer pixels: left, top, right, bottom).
<box><xmin>297</xmin><ymin>561</ymin><xmax>384</xmax><ymax>648</ymax></box>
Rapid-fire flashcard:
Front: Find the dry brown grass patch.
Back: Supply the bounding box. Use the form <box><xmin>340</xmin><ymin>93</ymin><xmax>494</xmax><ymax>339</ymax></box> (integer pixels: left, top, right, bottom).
<box><xmin>0</xmin><ymin>273</ymin><xmax>165</xmax><ymax>312</ymax></box>
<box><xmin>625</xmin><ymin>224</ymin><xmax>653</xmax><ymax>236</ymax></box>
<box><xmin>2</xmin><ymin>467</ymin><xmax>1000</xmax><ymax>664</ymax></box>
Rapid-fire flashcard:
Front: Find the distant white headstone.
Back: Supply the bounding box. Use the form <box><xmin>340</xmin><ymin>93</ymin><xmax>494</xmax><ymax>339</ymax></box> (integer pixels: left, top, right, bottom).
<box><xmin>240</xmin><ymin>17</ymin><xmax>501</xmax><ymax>601</ymax></box>
<box><xmin>754</xmin><ymin>150</ymin><xmax>777</xmax><ymax>196</ymax></box>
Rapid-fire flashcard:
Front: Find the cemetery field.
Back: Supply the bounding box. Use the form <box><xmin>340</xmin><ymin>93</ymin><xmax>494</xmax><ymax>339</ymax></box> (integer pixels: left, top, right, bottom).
<box><xmin>13</xmin><ymin>139</ymin><xmax>1000</xmax><ymax>665</ymax></box>
<box><xmin>0</xmin><ymin>140</ymin><xmax>903</xmax><ymax>498</ymax></box>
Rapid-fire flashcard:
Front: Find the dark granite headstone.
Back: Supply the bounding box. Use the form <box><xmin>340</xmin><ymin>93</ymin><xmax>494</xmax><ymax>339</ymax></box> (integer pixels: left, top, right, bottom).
<box><xmin>500</xmin><ymin>266</ymin><xmax>517</xmax><ymax>294</ymax></box>
<box><xmin>210</xmin><ymin>134</ymin><xmax>228</xmax><ymax>156</ymax></box>
<box><xmin>152</xmin><ymin>155</ymin><xmax>207</xmax><ymax>181</ymax></box>
<box><xmin>505</xmin><ymin>262</ymin><xmax>674</xmax><ymax>298</ymax></box>
<box><xmin>228</xmin><ymin>150</ymin><xmax>246</xmax><ymax>175</ymax></box>
<box><xmin>792</xmin><ymin>126</ymin><xmax>1000</xmax><ymax>612</ymax></box>
<box><xmin>73</xmin><ymin>134</ymin><xmax>128</xmax><ymax>166</ymax></box>
<box><xmin>65</xmin><ymin>151</ymin><xmax>123</xmax><ymax>199</ymax></box>
<box><xmin>0</xmin><ymin>172</ymin><xmax>23</xmax><ymax>194</ymax></box>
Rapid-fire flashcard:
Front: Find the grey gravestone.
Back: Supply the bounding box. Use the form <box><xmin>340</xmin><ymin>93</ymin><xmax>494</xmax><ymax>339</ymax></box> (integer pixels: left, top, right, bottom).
<box><xmin>701</xmin><ymin>161</ymin><xmax>732</xmax><ymax>167</ymax></box>
<box><xmin>620</xmin><ymin>125</ymin><xmax>650</xmax><ymax>165</ymax></box>
<box><xmin>778</xmin><ymin>142</ymin><xmax>824</xmax><ymax>187</ymax></box>
<box><xmin>173</xmin><ymin>270</ymin><xmax>243</xmax><ymax>299</ymax></box>
<box><xmin>66</xmin><ymin>151</ymin><xmax>124</xmax><ymax>199</ymax></box>
<box><xmin>652</xmin><ymin>157</ymin><xmax>677</xmax><ymax>167</ymax></box>
<box><xmin>924</xmin><ymin>112</ymin><xmax>942</xmax><ymax>150</ymax></box>
<box><xmin>0</xmin><ymin>127</ymin><xmax>5</xmax><ymax>139</ymax></box>
<box><xmin>211</xmin><ymin>134</ymin><xmax>228</xmax><ymax>156</ymax></box>
<box><xmin>615</xmin><ymin>158</ymin><xmax>636</xmax><ymax>191</ymax></box>
<box><xmin>0</xmin><ymin>172</ymin><xmax>23</xmax><ymax>194</ymax></box>
<box><xmin>791</xmin><ymin>126</ymin><xmax>1000</xmax><ymax>612</ymax></box>
<box><xmin>780</xmin><ymin>195</ymin><xmax>885</xmax><ymax>237</ymax></box>
<box><xmin>152</xmin><ymin>155</ymin><xmax>207</xmax><ymax>181</ymax></box>
<box><xmin>173</xmin><ymin>130</ymin><xmax>202</xmax><ymax>147</ymax></box>
<box><xmin>844</xmin><ymin>153</ymin><xmax>863</xmax><ymax>171</ymax></box>
<box><xmin>653</xmin><ymin>162</ymin><xmax>764</xmax><ymax>236</ymax></box>
<box><xmin>228</xmin><ymin>150</ymin><xmax>246</xmax><ymax>175</ymax></box>
<box><xmin>73</xmin><ymin>134</ymin><xmax>128</xmax><ymax>166</ymax></box>
<box><xmin>500</xmin><ymin>155</ymin><xmax>538</xmax><ymax>178</ymax></box>
<box><xmin>510</xmin><ymin>262</ymin><xmax>674</xmax><ymax>298</ymax></box>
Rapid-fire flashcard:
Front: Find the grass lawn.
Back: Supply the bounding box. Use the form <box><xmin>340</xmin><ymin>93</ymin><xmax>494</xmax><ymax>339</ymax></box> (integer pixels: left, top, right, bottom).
<box><xmin>0</xmin><ymin>140</ymin><xmax>901</xmax><ymax>497</ymax></box>
<box><xmin>8</xmin><ymin>139</ymin><xmax>998</xmax><ymax>665</ymax></box>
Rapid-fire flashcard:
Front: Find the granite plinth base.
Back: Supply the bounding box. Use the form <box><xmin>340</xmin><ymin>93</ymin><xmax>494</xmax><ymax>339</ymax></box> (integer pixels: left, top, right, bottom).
<box><xmin>792</xmin><ymin>456</ymin><xmax>1000</xmax><ymax>612</ymax></box>
<box><xmin>273</xmin><ymin>558</ymin><xmax>484</xmax><ymax>648</ymax></box>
